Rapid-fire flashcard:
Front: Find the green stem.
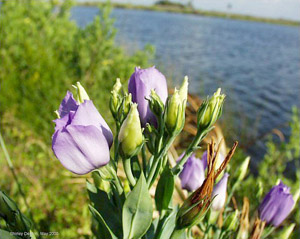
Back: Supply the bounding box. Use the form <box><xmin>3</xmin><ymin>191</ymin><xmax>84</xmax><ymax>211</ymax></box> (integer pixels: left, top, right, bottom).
<box><xmin>172</xmin><ymin>129</ymin><xmax>208</xmax><ymax>175</ymax></box>
<box><xmin>147</xmin><ymin>135</ymin><xmax>175</xmax><ymax>188</ymax></box>
<box><xmin>142</xmin><ymin>145</ymin><xmax>147</xmax><ymax>176</ymax></box>
<box><xmin>123</xmin><ymin>157</ymin><xmax>136</xmax><ymax>186</ymax></box>
<box><xmin>113</xmin><ymin>124</ymin><xmax>120</xmax><ymax>164</ymax></box>
<box><xmin>0</xmin><ymin>131</ymin><xmax>39</xmax><ymax>237</ymax></box>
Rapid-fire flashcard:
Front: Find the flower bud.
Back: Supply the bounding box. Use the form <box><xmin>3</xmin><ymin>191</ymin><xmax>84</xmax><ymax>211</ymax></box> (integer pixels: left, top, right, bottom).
<box><xmin>118</xmin><ymin>103</ymin><xmax>143</xmax><ymax>158</ymax></box>
<box><xmin>165</xmin><ymin>77</ymin><xmax>188</xmax><ymax>134</ymax></box>
<box><xmin>223</xmin><ymin>209</ymin><xmax>239</xmax><ymax>231</ymax></box>
<box><xmin>73</xmin><ymin>81</ymin><xmax>90</xmax><ymax>104</ymax></box>
<box><xmin>211</xmin><ymin>173</ymin><xmax>229</xmax><ymax>211</ymax></box>
<box><xmin>122</xmin><ymin>93</ymin><xmax>132</xmax><ymax>118</ymax></box>
<box><xmin>197</xmin><ymin>88</ymin><xmax>225</xmax><ymax>129</ymax></box>
<box><xmin>277</xmin><ymin>223</ymin><xmax>295</xmax><ymax>239</ymax></box>
<box><xmin>148</xmin><ymin>89</ymin><xmax>164</xmax><ymax>118</ymax></box>
<box><xmin>236</xmin><ymin>157</ymin><xmax>250</xmax><ymax>181</ymax></box>
<box><xmin>110</xmin><ymin>78</ymin><xmax>123</xmax><ymax>118</ymax></box>
<box><xmin>178</xmin><ymin>153</ymin><xmax>206</xmax><ymax>192</ymax></box>
<box><xmin>259</xmin><ymin>181</ymin><xmax>294</xmax><ymax>227</ymax></box>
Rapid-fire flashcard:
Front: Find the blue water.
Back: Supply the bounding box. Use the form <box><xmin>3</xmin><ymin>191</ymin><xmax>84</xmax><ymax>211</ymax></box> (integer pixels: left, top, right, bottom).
<box><xmin>71</xmin><ymin>6</ymin><xmax>300</xmax><ymax>161</ymax></box>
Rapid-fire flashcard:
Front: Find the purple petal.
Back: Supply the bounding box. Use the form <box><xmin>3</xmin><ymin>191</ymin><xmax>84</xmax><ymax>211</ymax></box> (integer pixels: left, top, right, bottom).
<box><xmin>70</xmin><ymin>100</ymin><xmax>113</xmax><ymax>147</ymax></box>
<box><xmin>179</xmin><ymin>154</ymin><xmax>206</xmax><ymax>191</ymax></box>
<box><xmin>58</xmin><ymin>91</ymin><xmax>78</xmax><ymax>118</ymax></box>
<box><xmin>128</xmin><ymin>66</ymin><xmax>168</xmax><ymax>126</ymax></box>
<box><xmin>52</xmin><ymin>125</ymin><xmax>110</xmax><ymax>175</ymax></box>
<box><xmin>259</xmin><ymin>181</ymin><xmax>295</xmax><ymax>227</ymax></box>
<box><xmin>211</xmin><ymin>173</ymin><xmax>229</xmax><ymax>211</ymax></box>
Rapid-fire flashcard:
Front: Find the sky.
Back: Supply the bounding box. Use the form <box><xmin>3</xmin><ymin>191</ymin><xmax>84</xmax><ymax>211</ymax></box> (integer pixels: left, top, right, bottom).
<box><xmin>80</xmin><ymin>0</ymin><xmax>300</xmax><ymax>21</ymax></box>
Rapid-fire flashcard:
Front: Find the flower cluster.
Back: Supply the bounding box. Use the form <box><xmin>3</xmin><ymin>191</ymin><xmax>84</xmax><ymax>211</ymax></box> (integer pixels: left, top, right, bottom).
<box><xmin>47</xmin><ymin>67</ymin><xmax>299</xmax><ymax>239</ymax></box>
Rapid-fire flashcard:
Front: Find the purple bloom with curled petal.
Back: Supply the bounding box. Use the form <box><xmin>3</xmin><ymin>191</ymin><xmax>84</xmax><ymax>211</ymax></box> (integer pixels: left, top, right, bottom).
<box><xmin>178</xmin><ymin>154</ymin><xmax>207</xmax><ymax>192</ymax></box>
<box><xmin>259</xmin><ymin>181</ymin><xmax>295</xmax><ymax>227</ymax></box>
<box><xmin>128</xmin><ymin>66</ymin><xmax>168</xmax><ymax>126</ymax></box>
<box><xmin>211</xmin><ymin>173</ymin><xmax>229</xmax><ymax>211</ymax></box>
<box><xmin>52</xmin><ymin>91</ymin><xmax>113</xmax><ymax>175</ymax></box>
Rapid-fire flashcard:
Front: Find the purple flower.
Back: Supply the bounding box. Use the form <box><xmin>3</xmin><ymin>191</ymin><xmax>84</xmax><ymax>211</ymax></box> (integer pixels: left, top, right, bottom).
<box><xmin>211</xmin><ymin>173</ymin><xmax>229</xmax><ymax>211</ymax></box>
<box><xmin>259</xmin><ymin>181</ymin><xmax>295</xmax><ymax>227</ymax></box>
<box><xmin>128</xmin><ymin>66</ymin><xmax>168</xmax><ymax>126</ymax></box>
<box><xmin>179</xmin><ymin>154</ymin><xmax>207</xmax><ymax>192</ymax></box>
<box><xmin>52</xmin><ymin>91</ymin><xmax>113</xmax><ymax>175</ymax></box>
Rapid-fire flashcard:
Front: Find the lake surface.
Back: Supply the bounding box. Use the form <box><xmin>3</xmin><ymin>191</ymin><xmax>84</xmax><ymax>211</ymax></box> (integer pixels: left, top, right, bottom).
<box><xmin>71</xmin><ymin>7</ymin><xmax>300</xmax><ymax>162</ymax></box>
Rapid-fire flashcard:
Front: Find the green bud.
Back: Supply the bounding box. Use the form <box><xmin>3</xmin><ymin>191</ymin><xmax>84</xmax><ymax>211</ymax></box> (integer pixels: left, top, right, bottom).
<box><xmin>256</xmin><ymin>180</ymin><xmax>264</xmax><ymax>199</ymax></box>
<box><xmin>122</xmin><ymin>93</ymin><xmax>132</xmax><ymax>117</ymax></box>
<box><xmin>165</xmin><ymin>77</ymin><xmax>188</xmax><ymax>134</ymax></box>
<box><xmin>118</xmin><ymin>103</ymin><xmax>143</xmax><ymax>158</ymax></box>
<box><xmin>73</xmin><ymin>82</ymin><xmax>90</xmax><ymax>104</ymax></box>
<box><xmin>277</xmin><ymin>223</ymin><xmax>295</xmax><ymax>239</ymax></box>
<box><xmin>236</xmin><ymin>157</ymin><xmax>250</xmax><ymax>181</ymax></box>
<box><xmin>197</xmin><ymin>88</ymin><xmax>225</xmax><ymax>129</ymax></box>
<box><xmin>110</xmin><ymin>78</ymin><xmax>123</xmax><ymax>118</ymax></box>
<box><xmin>148</xmin><ymin>89</ymin><xmax>164</xmax><ymax>117</ymax></box>
<box><xmin>223</xmin><ymin>209</ymin><xmax>239</xmax><ymax>231</ymax></box>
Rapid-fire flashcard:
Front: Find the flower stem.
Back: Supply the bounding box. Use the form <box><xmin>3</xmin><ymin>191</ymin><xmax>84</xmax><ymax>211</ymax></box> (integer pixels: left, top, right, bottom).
<box><xmin>123</xmin><ymin>157</ymin><xmax>136</xmax><ymax>187</ymax></box>
<box><xmin>147</xmin><ymin>135</ymin><xmax>175</xmax><ymax>188</ymax></box>
<box><xmin>172</xmin><ymin>128</ymin><xmax>209</xmax><ymax>175</ymax></box>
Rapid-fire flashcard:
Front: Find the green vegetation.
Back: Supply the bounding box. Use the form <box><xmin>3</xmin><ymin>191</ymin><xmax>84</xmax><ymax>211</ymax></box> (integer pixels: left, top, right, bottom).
<box><xmin>0</xmin><ymin>0</ymin><xmax>299</xmax><ymax>238</ymax></box>
<box><xmin>80</xmin><ymin>1</ymin><xmax>300</xmax><ymax>27</ymax></box>
<box><xmin>0</xmin><ymin>0</ymin><xmax>152</xmax><ymax>238</ymax></box>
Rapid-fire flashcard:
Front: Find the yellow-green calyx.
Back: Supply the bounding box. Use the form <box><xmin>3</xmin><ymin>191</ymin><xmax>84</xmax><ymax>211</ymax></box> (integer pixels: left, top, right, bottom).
<box><xmin>165</xmin><ymin>77</ymin><xmax>188</xmax><ymax>133</ymax></box>
<box><xmin>118</xmin><ymin>103</ymin><xmax>143</xmax><ymax>158</ymax></box>
<box><xmin>198</xmin><ymin>88</ymin><xmax>225</xmax><ymax>129</ymax></box>
<box><xmin>73</xmin><ymin>82</ymin><xmax>90</xmax><ymax>104</ymax></box>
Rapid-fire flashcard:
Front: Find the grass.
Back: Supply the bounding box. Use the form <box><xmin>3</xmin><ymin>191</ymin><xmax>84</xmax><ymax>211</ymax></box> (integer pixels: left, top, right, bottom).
<box><xmin>79</xmin><ymin>1</ymin><xmax>300</xmax><ymax>27</ymax></box>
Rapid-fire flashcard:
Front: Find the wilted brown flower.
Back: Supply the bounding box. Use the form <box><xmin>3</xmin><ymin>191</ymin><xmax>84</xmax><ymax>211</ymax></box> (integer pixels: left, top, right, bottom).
<box><xmin>176</xmin><ymin>140</ymin><xmax>238</xmax><ymax>229</ymax></box>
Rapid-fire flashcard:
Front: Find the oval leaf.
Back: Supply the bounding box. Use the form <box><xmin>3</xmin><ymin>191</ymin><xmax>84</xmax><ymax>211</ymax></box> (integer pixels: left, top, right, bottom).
<box><xmin>122</xmin><ymin>172</ymin><xmax>153</xmax><ymax>239</ymax></box>
<box><xmin>155</xmin><ymin>165</ymin><xmax>175</xmax><ymax>212</ymax></box>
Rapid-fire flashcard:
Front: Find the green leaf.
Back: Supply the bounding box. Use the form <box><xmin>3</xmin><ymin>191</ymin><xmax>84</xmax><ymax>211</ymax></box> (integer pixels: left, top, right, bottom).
<box><xmin>122</xmin><ymin>172</ymin><xmax>153</xmax><ymax>239</ymax></box>
<box><xmin>155</xmin><ymin>165</ymin><xmax>175</xmax><ymax>212</ymax></box>
<box><xmin>86</xmin><ymin>181</ymin><xmax>122</xmax><ymax>238</ymax></box>
<box><xmin>89</xmin><ymin>205</ymin><xmax>118</xmax><ymax>239</ymax></box>
<box><xmin>155</xmin><ymin>207</ymin><xmax>177</xmax><ymax>239</ymax></box>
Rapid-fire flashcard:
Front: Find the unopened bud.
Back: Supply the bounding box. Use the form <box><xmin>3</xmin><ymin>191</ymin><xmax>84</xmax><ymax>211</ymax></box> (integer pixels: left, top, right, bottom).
<box><xmin>148</xmin><ymin>89</ymin><xmax>164</xmax><ymax>117</ymax></box>
<box><xmin>110</xmin><ymin>78</ymin><xmax>123</xmax><ymax>118</ymax></box>
<box><xmin>73</xmin><ymin>82</ymin><xmax>90</xmax><ymax>103</ymax></box>
<box><xmin>197</xmin><ymin>88</ymin><xmax>225</xmax><ymax>129</ymax></box>
<box><xmin>237</xmin><ymin>157</ymin><xmax>250</xmax><ymax>181</ymax></box>
<box><xmin>122</xmin><ymin>93</ymin><xmax>132</xmax><ymax>117</ymax></box>
<box><xmin>118</xmin><ymin>103</ymin><xmax>143</xmax><ymax>158</ymax></box>
<box><xmin>165</xmin><ymin>77</ymin><xmax>188</xmax><ymax>134</ymax></box>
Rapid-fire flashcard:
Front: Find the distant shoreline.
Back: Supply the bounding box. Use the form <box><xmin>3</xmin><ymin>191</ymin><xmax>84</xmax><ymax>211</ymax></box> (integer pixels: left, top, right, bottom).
<box><xmin>78</xmin><ymin>2</ymin><xmax>300</xmax><ymax>27</ymax></box>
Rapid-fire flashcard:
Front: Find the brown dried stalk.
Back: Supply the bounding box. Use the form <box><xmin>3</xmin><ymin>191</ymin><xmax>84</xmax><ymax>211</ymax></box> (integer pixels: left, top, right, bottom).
<box><xmin>250</xmin><ymin>218</ymin><xmax>266</xmax><ymax>239</ymax></box>
<box><xmin>190</xmin><ymin>140</ymin><xmax>238</xmax><ymax>211</ymax></box>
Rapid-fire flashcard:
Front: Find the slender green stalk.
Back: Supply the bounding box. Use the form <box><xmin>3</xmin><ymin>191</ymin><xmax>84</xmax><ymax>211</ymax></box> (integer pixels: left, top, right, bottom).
<box><xmin>141</xmin><ymin>145</ymin><xmax>147</xmax><ymax>176</ymax></box>
<box><xmin>123</xmin><ymin>157</ymin><xmax>136</xmax><ymax>186</ymax></box>
<box><xmin>0</xmin><ymin>131</ymin><xmax>39</xmax><ymax>236</ymax></box>
<box><xmin>172</xmin><ymin>129</ymin><xmax>208</xmax><ymax>175</ymax></box>
<box><xmin>147</xmin><ymin>135</ymin><xmax>175</xmax><ymax>188</ymax></box>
